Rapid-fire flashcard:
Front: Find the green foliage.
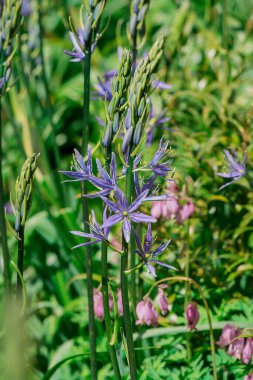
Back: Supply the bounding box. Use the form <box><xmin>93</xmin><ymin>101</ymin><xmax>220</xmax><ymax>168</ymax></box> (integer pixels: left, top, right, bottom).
<box><xmin>0</xmin><ymin>0</ymin><xmax>253</xmax><ymax>378</ymax></box>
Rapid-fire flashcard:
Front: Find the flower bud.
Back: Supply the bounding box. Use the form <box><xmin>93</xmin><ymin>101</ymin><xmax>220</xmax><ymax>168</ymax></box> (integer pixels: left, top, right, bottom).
<box><xmin>186</xmin><ymin>302</ymin><xmax>200</xmax><ymax>330</ymax></box>
<box><xmin>102</xmin><ymin>122</ymin><xmax>112</xmax><ymax>148</ymax></box>
<box><xmin>157</xmin><ymin>288</ymin><xmax>169</xmax><ymax>316</ymax></box>
<box><xmin>122</xmin><ymin>126</ymin><xmax>133</xmax><ymax>154</ymax></box>
<box><xmin>242</xmin><ymin>338</ymin><xmax>253</xmax><ymax>364</ymax></box>
<box><xmin>136</xmin><ymin>298</ymin><xmax>159</xmax><ymax>326</ymax></box>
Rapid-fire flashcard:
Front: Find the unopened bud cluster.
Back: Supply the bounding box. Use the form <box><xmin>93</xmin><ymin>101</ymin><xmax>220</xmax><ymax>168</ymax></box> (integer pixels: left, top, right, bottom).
<box><xmin>65</xmin><ymin>0</ymin><xmax>106</xmax><ymax>62</ymax></box>
<box><xmin>15</xmin><ymin>153</ymin><xmax>39</xmax><ymax>232</ymax></box>
<box><xmin>0</xmin><ymin>0</ymin><xmax>22</xmax><ymax>95</ymax></box>
<box><xmin>122</xmin><ymin>35</ymin><xmax>166</xmax><ymax>153</ymax></box>
<box><xmin>129</xmin><ymin>0</ymin><xmax>150</xmax><ymax>43</ymax></box>
<box><xmin>102</xmin><ymin>49</ymin><xmax>132</xmax><ymax>147</ymax></box>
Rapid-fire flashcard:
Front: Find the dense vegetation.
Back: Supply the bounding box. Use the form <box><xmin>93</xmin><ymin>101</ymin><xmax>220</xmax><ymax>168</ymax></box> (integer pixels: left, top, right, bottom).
<box><xmin>0</xmin><ymin>0</ymin><xmax>253</xmax><ymax>379</ymax></box>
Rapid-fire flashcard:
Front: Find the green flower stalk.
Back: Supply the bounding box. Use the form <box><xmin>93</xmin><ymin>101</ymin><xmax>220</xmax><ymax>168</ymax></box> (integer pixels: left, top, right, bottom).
<box><xmin>120</xmin><ymin>35</ymin><xmax>166</xmax><ymax>380</ymax></box>
<box><xmin>64</xmin><ymin>2</ymin><xmax>107</xmax><ymax>379</ymax></box>
<box><xmin>101</xmin><ymin>50</ymin><xmax>133</xmax><ymax>380</ymax></box>
<box><xmin>0</xmin><ymin>0</ymin><xmax>22</xmax><ymax>296</ymax></box>
<box><xmin>14</xmin><ymin>153</ymin><xmax>39</xmax><ymax>301</ymax></box>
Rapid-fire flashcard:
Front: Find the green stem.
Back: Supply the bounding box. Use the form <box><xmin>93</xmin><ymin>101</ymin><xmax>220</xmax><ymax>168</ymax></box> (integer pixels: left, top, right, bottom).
<box><xmin>101</xmin><ymin>147</ymin><xmax>121</xmax><ymax>379</ymax></box>
<box><xmin>146</xmin><ymin>276</ymin><xmax>218</xmax><ymax>380</ymax></box>
<box><xmin>184</xmin><ymin>224</ymin><xmax>191</xmax><ymax>362</ymax></box>
<box><xmin>0</xmin><ymin>96</ymin><xmax>11</xmax><ymax>295</ymax></box>
<box><xmin>16</xmin><ymin>226</ymin><xmax>24</xmax><ymax>302</ymax></box>
<box><xmin>222</xmin><ymin>0</ymin><xmax>230</xmax><ymax>84</ymax></box>
<box><xmin>101</xmin><ymin>243</ymin><xmax>122</xmax><ymax>379</ymax></box>
<box><xmin>121</xmin><ymin>156</ymin><xmax>137</xmax><ymax>380</ymax></box>
<box><xmin>81</xmin><ymin>41</ymin><xmax>97</xmax><ymax>380</ymax></box>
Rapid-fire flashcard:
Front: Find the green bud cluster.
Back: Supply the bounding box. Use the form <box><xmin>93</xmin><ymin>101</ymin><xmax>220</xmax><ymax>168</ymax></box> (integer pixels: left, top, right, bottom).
<box><xmin>102</xmin><ymin>49</ymin><xmax>132</xmax><ymax>147</ymax></box>
<box><xmin>0</xmin><ymin>0</ymin><xmax>22</xmax><ymax>95</ymax></box>
<box><xmin>0</xmin><ymin>0</ymin><xmax>22</xmax><ymax>51</ymax></box>
<box><xmin>129</xmin><ymin>0</ymin><xmax>150</xmax><ymax>44</ymax></box>
<box><xmin>148</xmin><ymin>34</ymin><xmax>166</xmax><ymax>74</ymax></box>
<box><xmin>15</xmin><ymin>153</ymin><xmax>39</xmax><ymax>232</ymax></box>
<box><xmin>122</xmin><ymin>35</ymin><xmax>166</xmax><ymax>152</ymax></box>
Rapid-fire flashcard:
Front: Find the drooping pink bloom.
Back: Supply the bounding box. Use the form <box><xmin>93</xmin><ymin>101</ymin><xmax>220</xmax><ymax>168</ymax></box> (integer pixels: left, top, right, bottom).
<box><xmin>176</xmin><ymin>201</ymin><xmax>195</xmax><ymax>224</ymax></box>
<box><xmin>228</xmin><ymin>337</ymin><xmax>244</xmax><ymax>359</ymax></box>
<box><xmin>244</xmin><ymin>374</ymin><xmax>253</xmax><ymax>380</ymax></box>
<box><xmin>117</xmin><ymin>288</ymin><xmax>123</xmax><ymax>316</ymax></box>
<box><xmin>93</xmin><ymin>287</ymin><xmax>113</xmax><ymax>321</ymax></box>
<box><xmin>168</xmin><ymin>182</ymin><xmax>179</xmax><ymax>193</ymax></box>
<box><xmin>242</xmin><ymin>338</ymin><xmax>253</xmax><ymax>364</ymax></box>
<box><xmin>108</xmin><ymin>292</ymin><xmax>114</xmax><ymax>311</ymax></box>
<box><xmin>186</xmin><ymin>302</ymin><xmax>200</xmax><ymax>330</ymax></box>
<box><xmin>157</xmin><ymin>288</ymin><xmax>170</xmax><ymax>316</ymax></box>
<box><xmin>136</xmin><ymin>298</ymin><xmax>159</xmax><ymax>326</ymax></box>
<box><xmin>217</xmin><ymin>324</ymin><xmax>241</xmax><ymax>348</ymax></box>
<box><xmin>93</xmin><ymin>289</ymin><xmax>104</xmax><ymax>321</ymax></box>
<box><xmin>151</xmin><ymin>198</ymin><xmax>179</xmax><ymax>219</ymax></box>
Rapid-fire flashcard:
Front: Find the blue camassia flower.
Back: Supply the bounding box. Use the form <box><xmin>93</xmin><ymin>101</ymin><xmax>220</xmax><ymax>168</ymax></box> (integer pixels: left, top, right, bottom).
<box><xmin>215</xmin><ymin>149</ymin><xmax>247</xmax><ymax>190</ymax></box>
<box><xmin>60</xmin><ymin>147</ymin><xmax>92</xmax><ymax>181</ymax></box>
<box><xmin>61</xmin><ymin>148</ymin><xmax>119</xmax><ymax>198</ymax></box>
<box><xmin>101</xmin><ymin>189</ymin><xmax>156</xmax><ymax>243</ymax></box>
<box><xmin>70</xmin><ymin>209</ymin><xmax>110</xmax><ymax>249</ymax></box>
<box><xmin>148</xmin><ymin>138</ymin><xmax>172</xmax><ymax>177</ymax></box>
<box><xmin>133</xmin><ymin>224</ymin><xmax>177</xmax><ymax>277</ymax></box>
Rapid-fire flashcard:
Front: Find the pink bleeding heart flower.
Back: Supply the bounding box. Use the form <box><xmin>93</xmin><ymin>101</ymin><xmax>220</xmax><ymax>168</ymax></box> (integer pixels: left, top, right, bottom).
<box><xmin>136</xmin><ymin>298</ymin><xmax>159</xmax><ymax>327</ymax></box>
<box><xmin>176</xmin><ymin>201</ymin><xmax>195</xmax><ymax>224</ymax></box>
<box><xmin>186</xmin><ymin>302</ymin><xmax>200</xmax><ymax>330</ymax></box>
<box><xmin>242</xmin><ymin>338</ymin><xmax>253</xmax><ymax>364</ymax></box>
<box><xmin>217</xmin><ymin>324</ymin><xmax>241</xmax><ymax>348</ymax></box>
<box><xmin>117</xmin><ymin>288</ymin><xmax>123</xmax><ymax>316</ymax></box>
<box><xmin>244</xmin><ymin>374</ymin><xmax>253</xmax><ymax>380</ymax></box>
<box><xmin>157</xmin><ymin>287</ymin><xmax>170</xmax><ymax>316</ymax></box>
<box><xmin>227</xmin><ymin>337</ymin><xmax>244</xmax><ymax>359</ymax></box>
<box><xmin>93</xmin><ymin>287</ymin><xmax>113</xmax><ymax>321</ymax></box>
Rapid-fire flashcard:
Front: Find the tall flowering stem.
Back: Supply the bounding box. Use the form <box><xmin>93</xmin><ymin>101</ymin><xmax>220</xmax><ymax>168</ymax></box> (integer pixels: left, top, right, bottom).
<box><xmin>0</xmin><ymin>0</ymin><xmax>22</xmax><ymax>295</ymax></box>
<box><xmin>184</xmin><ymin>223</ymin><xmax>191</xmax><ymax>361</ymax></box>
<box><xmin>0</xmin><ymin>98</ymin><xmax>11</xmax><ymax>294</ymax></box>
<box><xmin>121</xmin><ymin>155</ymin><xmax>138</xmax><ymax>380</ymax></box>
<box><xmin>146</xmin><ymin>276</ymin><xmax>218</xmax><ymax>380</ymax></box>
<box><xmin>101</xmin><ymin>146</ymin><xmax>121</xmax><ymax>379</ymax></box>
<box><xmin>81</xmin><ymin>39</ymin><xmax>97</xmax><ymax>380</ymax></box>
<box><xmin>64</xmin><ymin>2</ymin><xmax>107</xmax><ymax>377</ymax></box>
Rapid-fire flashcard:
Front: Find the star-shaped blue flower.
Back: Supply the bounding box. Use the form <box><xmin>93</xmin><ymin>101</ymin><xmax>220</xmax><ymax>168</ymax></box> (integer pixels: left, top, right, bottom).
<box><xmin>133</xmin><ymin>224</ymin><xmax>177</xmax><ymax>277</ymax></box>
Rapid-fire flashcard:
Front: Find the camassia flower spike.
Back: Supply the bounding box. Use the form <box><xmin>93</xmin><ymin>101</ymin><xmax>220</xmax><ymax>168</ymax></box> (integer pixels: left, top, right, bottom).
<box><xmin>132</xmin><ymin>223</ymin><xmax>177</xmax><ymax>277</ymax></box>
<box><xmin>215</xmin><ymin>149</ymin><xmax>247</xmax><ymax>190</ymax></box>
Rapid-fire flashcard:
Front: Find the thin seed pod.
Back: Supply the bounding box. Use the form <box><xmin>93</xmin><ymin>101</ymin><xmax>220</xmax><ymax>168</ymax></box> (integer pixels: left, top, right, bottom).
<box><xmin>102</xmin><ymin>49</ymin><xmax>132</xmax><ymax>147</ymax></box>
<box><xmin>15</xmin><ymin>153</ymin><xmax>39</xmax><ymax>232</ymax></box>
